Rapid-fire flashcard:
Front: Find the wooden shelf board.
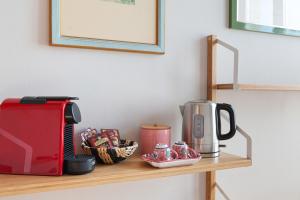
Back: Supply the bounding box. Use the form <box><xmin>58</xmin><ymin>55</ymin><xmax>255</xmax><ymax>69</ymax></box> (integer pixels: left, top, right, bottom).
<box><xmin>216</xmin><ymin>83</ymin><xmax>300</xmax><ymax>91</ymax></box>
<box><xmin>0</xmin><ymin>153</ymin><xmax>251</xmax><ymax>197</ymax></box>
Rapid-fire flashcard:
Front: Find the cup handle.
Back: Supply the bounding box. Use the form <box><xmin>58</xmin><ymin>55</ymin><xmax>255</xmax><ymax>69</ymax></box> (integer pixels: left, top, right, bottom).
<box><xmin>171</xmin><ymin>149</ymin><xmax>178</xmax><ymax>159</ymax></box>
<box><xmin>188</xmin><ymin>147</ymin><xmax>198</xmax><ymax>158</ymax></box>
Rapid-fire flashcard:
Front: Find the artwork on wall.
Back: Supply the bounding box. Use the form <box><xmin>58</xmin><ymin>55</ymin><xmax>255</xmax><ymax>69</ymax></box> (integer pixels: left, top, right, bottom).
<box><xmin>51</xmin><ymin>0</ymin><xmax>165</xmax><ymax>54</ymax></box>
<box><xmin>230</xmin><ymin>0</ymin><xmax>300</xmax><ymax>37</ymax></box>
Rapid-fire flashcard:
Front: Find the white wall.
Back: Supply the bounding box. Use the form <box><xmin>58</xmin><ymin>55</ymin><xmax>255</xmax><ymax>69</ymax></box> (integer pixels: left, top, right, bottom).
<box><xmin>1</xmin><ymin>0</ymin><xmax>300</xmax><ymax>200</ymax></box>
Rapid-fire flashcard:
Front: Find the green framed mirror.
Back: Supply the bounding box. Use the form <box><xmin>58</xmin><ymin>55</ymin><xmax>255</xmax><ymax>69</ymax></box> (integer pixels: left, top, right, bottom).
<box><xmin>230</xmin><ymin>0</ymin><xmax>300</xmax><ymax>37</ymax></box>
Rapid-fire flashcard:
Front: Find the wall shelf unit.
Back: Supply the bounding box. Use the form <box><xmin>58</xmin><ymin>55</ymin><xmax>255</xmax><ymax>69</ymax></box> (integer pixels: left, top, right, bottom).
<box><xmin>0</xmin><ymin>153</ymin><xmax>251</xmax><ymax>197</ymax></box>
<box><xmin>0</xmin><ymin>35</ymin><xmax>252</xmax><ymax>200</ymax></box>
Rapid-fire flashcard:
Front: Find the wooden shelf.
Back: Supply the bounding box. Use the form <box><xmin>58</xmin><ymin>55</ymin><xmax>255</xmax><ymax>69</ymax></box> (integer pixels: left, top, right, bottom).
<box><xmin>0</xmin><ymin>153</ymin><xmax>251</xmax><ymax>197</ymax></box>
<box><xmin>215</xmin><ymin>83</ymin><xmax>300</xmax><ymax>91</ymax></box>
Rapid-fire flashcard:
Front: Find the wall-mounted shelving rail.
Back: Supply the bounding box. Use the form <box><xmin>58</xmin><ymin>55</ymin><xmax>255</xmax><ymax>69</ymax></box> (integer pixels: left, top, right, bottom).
<box><xmin>207</xmin><ymin>35</ymin><xmax>252</xmax><ymax>200</ymax></box>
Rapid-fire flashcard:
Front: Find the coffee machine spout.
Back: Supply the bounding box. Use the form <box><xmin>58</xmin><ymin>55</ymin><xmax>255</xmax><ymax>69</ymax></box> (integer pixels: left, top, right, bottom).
<box><xmin>179</xmin><ymin>105</ymin><xmax>185</xmax><ymax>116</ymax></box>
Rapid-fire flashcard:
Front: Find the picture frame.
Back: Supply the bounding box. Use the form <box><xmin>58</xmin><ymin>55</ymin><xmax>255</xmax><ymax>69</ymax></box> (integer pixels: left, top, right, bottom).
<box><xmin>50</xmin><ymin>0</ymin><xmax>165</xmax><ymax>54</ymax></box>
<box><xmin>230</xmin><ymin>0</ymin><xmax>300</xmax><ymax>37</ymax></box>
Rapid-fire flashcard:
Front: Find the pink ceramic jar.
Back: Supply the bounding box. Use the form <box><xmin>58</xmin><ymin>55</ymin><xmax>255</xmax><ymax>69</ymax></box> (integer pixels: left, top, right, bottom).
<box><xmin>140</xmin><ymin>124</ymin><xmax>171</xmax><ymax>155</ymax></box>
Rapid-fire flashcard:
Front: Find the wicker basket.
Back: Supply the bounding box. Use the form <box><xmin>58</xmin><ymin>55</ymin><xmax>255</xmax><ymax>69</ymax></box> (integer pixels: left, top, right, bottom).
<box><xmin>81</xmin><ymin>139</ymin><xmax>138</xmax><ymax>164</ymax></box>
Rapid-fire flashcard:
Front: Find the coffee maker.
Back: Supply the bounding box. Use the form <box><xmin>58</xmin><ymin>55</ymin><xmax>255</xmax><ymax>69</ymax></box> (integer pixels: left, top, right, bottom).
<box><xmin>0</xmin><ymin>96</ymin><xmax>95</xmax><ymax>176</ymax></box>
<box><xmin>180</xmin><ymin>100</ymin><xmax>236</xmax><ymax>158</ymax></box>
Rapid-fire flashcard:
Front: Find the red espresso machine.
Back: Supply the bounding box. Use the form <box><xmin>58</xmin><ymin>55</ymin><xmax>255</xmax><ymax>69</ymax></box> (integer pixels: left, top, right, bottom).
<box><xmin>0</xmin><ymin>96</ymin><xmax>95</xmax><ymax>176</ymax></box>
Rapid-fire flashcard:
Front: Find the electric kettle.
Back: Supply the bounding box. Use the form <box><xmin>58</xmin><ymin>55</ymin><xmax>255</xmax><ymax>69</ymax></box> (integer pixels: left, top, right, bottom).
<box><xmin>179</xmin><ymin>100</ymin><xmax>236</xmax><ymax>158</ymax></box>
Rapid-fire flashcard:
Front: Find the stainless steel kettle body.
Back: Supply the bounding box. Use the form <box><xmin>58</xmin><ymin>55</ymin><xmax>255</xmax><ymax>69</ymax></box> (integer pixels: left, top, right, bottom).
<box><xmin>180</xmin><ymin>100</ymin><xmax>236</xmax><ymax>158</ymax></box>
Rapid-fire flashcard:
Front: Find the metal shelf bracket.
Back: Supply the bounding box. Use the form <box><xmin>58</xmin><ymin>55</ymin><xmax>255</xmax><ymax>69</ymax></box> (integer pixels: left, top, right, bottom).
<box><xmin>216</xmin><ymin>39</ymin><xmax>239</xmax><ymax>90</ymax></box>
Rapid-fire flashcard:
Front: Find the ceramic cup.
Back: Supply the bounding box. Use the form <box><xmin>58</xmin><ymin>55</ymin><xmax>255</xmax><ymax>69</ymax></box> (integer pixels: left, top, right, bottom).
<box><xmin>152</xmin><ymin>144</ymin><xmax>178</xmax><ymax>161</ymax></box>
<box><xmin>172</xmin><ymin>141</ymin><xmax>197</xmax><ymax>159</ymax></box>
<box><xmin>140</xmin><ymin>124</ymin><xmax>171</xmax><ymax>155</ymax></box>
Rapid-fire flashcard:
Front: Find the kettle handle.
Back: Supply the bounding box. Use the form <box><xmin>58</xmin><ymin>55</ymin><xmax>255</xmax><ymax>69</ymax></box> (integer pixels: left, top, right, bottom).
<box><xmin>216</xmin><ymin>103</ymin><xmax>236</xmax><ymax>140</ymax></box>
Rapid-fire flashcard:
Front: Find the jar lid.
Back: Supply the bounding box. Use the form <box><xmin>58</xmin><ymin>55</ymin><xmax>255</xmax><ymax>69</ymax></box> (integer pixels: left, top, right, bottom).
<box><xmin>175</xmin><ymin>141</ymin><xmax>186</xmax><ymax>145</ymax></box>
<box><xmin>155</xmin><ymin>144</ymin><xmax>168</xmax><ymax>149</ymax></box>
<box><xmin>141</xmin><ymin>124</ymin><xmax>171</xmax><ymax>130</ymax></box>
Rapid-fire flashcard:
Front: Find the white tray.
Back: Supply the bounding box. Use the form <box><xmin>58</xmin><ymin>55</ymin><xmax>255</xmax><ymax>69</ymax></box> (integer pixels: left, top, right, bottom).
<box><xmin>141</xmin><ymin>155</ymin><xmax>202</xmax><ymax>168</ymax></box>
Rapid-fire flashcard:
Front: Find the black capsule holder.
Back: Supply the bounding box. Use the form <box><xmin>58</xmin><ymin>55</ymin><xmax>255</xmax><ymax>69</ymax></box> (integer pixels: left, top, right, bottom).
<box><xmin>63</xmin><ymin>124</ymin><xmax>96</xmax><ymax>175</ymax></box>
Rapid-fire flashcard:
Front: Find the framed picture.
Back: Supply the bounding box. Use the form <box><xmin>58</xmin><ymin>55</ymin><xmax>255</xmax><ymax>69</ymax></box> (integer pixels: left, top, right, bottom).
<box><xmin>230</xmin><ymin>0</ymin><xmax>300</xmax><ymax>37</ymax></box>
<box><xmin>50</xmin><ymin>0</ymin><xmax>165</xmax><ymax>54</ymax></box>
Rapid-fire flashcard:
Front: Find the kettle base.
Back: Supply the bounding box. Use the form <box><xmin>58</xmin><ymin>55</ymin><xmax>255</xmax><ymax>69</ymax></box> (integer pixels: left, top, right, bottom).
<box><xmin>200</xmin><ymin>151</ymin><xmax>220</xmax><ymax>158</ymax></box>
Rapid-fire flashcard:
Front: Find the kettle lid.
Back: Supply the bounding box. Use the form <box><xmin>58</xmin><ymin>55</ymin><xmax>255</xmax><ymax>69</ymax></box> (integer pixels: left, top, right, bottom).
<box><xmin>186</xmin><ymin>99</ymin><xmax>212</xmax><ymax>104</ymax></box>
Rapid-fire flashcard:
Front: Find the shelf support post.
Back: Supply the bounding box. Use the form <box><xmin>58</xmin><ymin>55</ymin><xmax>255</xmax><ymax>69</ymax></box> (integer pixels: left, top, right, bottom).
<box><xmin>206</xmin><ymin>35</ymin><xmax>217</xmax><ymax>200</ymax></box>
<box><xmin>206</xmin><ymin>171</ymin><xmax>216</xmax><ymax>200</ymax></box>
<box><xmin>207</xmin><ymin>35</ymin><xmax>217</xmax><ymax>101</ymax></box>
